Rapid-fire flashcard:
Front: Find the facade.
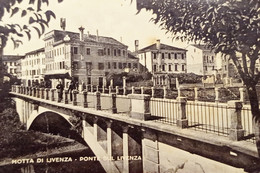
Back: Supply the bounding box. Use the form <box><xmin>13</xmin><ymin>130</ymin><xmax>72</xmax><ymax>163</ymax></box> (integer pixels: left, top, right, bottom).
<box><xmin>136</xmin><ymin>40</ymin><xmax>187</xmax><ymax>86</ymax></box>
<box><xmin>43</xmin><ymin>29</ymin><xmax>139</xmax><ymax>87</ymax></box>
<box><xmin>3</xmin><ymin>55</ymin><xmax>24</xmax><ymax>79</ymax></box>
<box><xmin>186</xmin><ymin>44</ymin><xmax>229</xmax><ymax>78</ymax></box>
<box><xmin>20</xmin><ymin>48</ymin><xmax>46</xmax><ymax>86</ymax></box>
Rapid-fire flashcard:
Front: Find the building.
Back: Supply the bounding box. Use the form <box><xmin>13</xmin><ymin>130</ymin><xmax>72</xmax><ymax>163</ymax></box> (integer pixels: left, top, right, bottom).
<box><xmin>3</xmin><ymin>55</ymin><xmax>24</xmax><ymax>79</ymax></box>
<box><xmin>136</xmin><ymin>40</ymin><xmax>187</xmax><ymax>86</ymax></box>
<box><xmin>43</xmin><ymin>28</ymin><xmax>139</xmax><ymax>87</ymax></box>
<box><xmin>186</xmin><ymin>44</ymin><xmax>229</xmax><ymax>79</ymax></box>
<box><xmin>20</xmin><ymin>48</ymin><xmax>46</xmax><ymax>86</ymax></box>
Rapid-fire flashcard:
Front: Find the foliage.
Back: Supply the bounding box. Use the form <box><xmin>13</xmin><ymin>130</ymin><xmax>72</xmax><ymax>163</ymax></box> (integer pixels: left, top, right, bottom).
<box><xmin>136</xmin><ymin>0</ymin><xmax>260</xmax><ymax>117</ymax></box>
<box><xmin>0</xmin><ymin>0</ymin><xmax>63</xmax><ymax>48</ymax></box>
<box><xmin>168</xmin><ymin>73</ymin><xmax>202</xmax><ymax>84</ymax></box>
<box><xmin>136</xmin><ymin>0</ymin><xmax>260</xmax><ymax>158</ymax></box>
<box><xmin>69</xmin><ymin>115</ymin><xmax>83</xmax><ymax>134</ymax></box>
<box><xmin>107</xmin><ymin>72</ymin><xmax>152</xmax><ymax>86</ymax></box>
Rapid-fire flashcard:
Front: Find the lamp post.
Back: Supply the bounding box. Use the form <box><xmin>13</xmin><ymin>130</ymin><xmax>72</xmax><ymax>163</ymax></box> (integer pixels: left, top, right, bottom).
<box><xmin>0</xmin><ymin>37</ymin><xmax>3</xmax><ymax>90</ymax></box>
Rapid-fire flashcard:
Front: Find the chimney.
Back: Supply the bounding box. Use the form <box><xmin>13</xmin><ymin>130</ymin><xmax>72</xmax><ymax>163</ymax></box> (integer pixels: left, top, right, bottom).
<box><xmin>60</xmin><ymin>18</ymin><xmax>66</xmax><ymax>31</ymax></box>
<box><xmin>135</xmin><ymin>40</ymin><xmax>139</xmax><ymax>52</ymax></box>
<box><xmin>87</xmin><ymin>31</ymin><xmax>90</xmax><ymax>37</ymax></box>
<box><xmin>156</xmin><ymin>39</ymin><xmax>161</xmax><ymax>50</ymax></box>
<box><xmin>78</xmin><ymin>26</ymin><xmax>85</xmax><ymax>41</ymax></box>
<box><xmin>96</xmin><ymin>29</ymin><xmax>99</xmax><ymax>41</ymax></box>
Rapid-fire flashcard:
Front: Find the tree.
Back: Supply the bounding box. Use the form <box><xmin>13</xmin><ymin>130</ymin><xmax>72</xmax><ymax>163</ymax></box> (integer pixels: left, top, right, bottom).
<box><xmin>135</xmin><ymin>0</ymin><xmax>260</xmax><ymax>154</ymax></box>
<box><xmin>0</xmin><ymin>0</ymin><xmax>63</xmax><ymax>89</ymax></box>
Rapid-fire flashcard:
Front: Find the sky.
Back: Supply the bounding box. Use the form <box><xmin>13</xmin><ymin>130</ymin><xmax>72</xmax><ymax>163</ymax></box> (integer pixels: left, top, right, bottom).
<box><xmin>3</xmin><ymin>0</ymin><xmax>188</xmax><ymax>55</ymax></box>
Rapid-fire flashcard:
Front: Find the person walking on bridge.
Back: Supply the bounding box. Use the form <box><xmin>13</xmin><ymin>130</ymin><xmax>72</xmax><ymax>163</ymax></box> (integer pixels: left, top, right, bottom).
<box><xmin>68</xmin><ymin>81</ymin><xmax>75</xmax><ymax>101</ymax></box>
<box><xmin>56</xmin><ymin>81</ymin><xmax>64</xmax><ymax>102</ymax></box>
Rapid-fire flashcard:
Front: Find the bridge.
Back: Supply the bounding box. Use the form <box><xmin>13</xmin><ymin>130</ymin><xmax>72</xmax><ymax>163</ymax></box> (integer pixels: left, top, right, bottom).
<box><xmin>10</xmin><ymin>85</ymin><xmax>260</xmax><ymax>173</ymax></box>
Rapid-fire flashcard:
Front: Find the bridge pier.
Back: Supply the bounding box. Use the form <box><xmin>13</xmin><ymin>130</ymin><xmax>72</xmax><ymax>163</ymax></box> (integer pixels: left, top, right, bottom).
<box><xmin>122</xmin><ymin>126</ymin><xmax>142</xmax><ymax>173</ymax></box>
<box><xmin>94</xmin><ymin>117</ymin><xmax>107</xmax><ymax>143</ymax></box>
<box><xmin>142</xmin><ymin>129</ymin><xmax>160</xmax><ymax>173</ymax></box>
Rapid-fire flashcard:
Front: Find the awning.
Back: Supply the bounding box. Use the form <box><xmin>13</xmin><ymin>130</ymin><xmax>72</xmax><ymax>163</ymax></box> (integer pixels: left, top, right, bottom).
<box><xmin>44</xmin><ymin>72</ymin><xmax>71</xmax><ymax>79</ymax></box>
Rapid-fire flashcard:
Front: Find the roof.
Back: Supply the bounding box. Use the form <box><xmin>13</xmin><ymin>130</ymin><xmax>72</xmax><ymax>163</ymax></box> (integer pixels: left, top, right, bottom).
<box><xmin>2</xmin><ymin>55</ymin><xmax>24</xmax><ymax>62</ymax></box>
<box><xmin>190</xmin><ymin>44</ymin><xmax>213</xmax><ymax>51</ymax></box>
<box><xmin>45</xmin><ymin>30</ymin><xmax>127</xmax><ymax>48</ymax></box>
<box><xmin>25</xmin><ymin>47</ymin><xmax>45</xmax><ymax>55</ymax></box>
<box><xmin>139</xmin><ymin>43</ymin><xmax>186</xmax><ymax>52</ymax></box>
<box><xmin>127</xmin><ymin>52</ymin><xmax>138</xmax><ymax>59</ymax></box>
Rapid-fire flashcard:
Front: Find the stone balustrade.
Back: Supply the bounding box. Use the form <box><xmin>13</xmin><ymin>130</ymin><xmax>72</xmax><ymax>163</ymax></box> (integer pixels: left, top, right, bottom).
<box><xmin>10</xmin><ymin>85</ymin><xmax>247</xmax><ymax>141</ymax></box>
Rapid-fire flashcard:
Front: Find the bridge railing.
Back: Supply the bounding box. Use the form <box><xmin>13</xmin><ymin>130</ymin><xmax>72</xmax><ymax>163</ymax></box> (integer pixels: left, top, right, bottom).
<box><xmin>11</xmin><ymin>85</ymin><xmax>254</xmax><ymax>142</ymax></box>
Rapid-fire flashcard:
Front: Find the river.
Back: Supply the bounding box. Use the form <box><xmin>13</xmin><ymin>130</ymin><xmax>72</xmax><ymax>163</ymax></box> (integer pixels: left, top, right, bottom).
<box><xmin>0</xmin><ymin>145</ymin><xmax>106</xmax><ymax>173</ymax></box>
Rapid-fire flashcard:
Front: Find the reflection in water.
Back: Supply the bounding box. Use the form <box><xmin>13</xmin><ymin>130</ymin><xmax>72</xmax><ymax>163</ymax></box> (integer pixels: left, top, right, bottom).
<box><xmin>21</xmin><ymin>165</ymin><xmax>35</xmax><ymax>173</ymax></box>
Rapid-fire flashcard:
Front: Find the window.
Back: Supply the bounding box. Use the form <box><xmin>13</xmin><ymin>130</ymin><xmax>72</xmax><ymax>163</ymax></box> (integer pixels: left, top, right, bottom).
<box><xmin>133</xmin><ymin>63</ymin><xmax>138</xmax><ymax>69</ymax></box>
<box><xmin>98</xmin><ymin>49</ymin><xmax>104</xmax><ymax>56</ymax></box>
<box><xmin>86</xmin><ymin>48</ymin><xmax>91</xmax><ymax>55</ymax></box>
<box><xmin>205</xmin><ymin>66</ymin><xmax>208</xmax><ymax>71</ymax></box>
<box><xmin>104</xmin><ymin>48</ymin><xmax>106</xmax><ymax>55</ymax></box>
<box><xmin>123</xmin><ymin>50</ymin><xmax>125</xmax><ymax>56</ymax></box>
<box><xmin>10</xmin><ymin>62</ymin><xmax>12</xmax><ymax>66</ymax></box>
<box><xmin>113</xmin><ymin>62</ymin><xmax>117</xmax><ymax>69</ymax></box>
<box><xmin>86</xmin><ymin>62</ymin><xmax>92</xmax><ymax>75</ymax></box>
<box><xmin>168</xmin><ymin>53</ymin><xmax>171</xmax><ymax>59</ymax></box>
<box><xmin>182</xmin><ymin>65</ymin><xmax>185</xmax><ymax>71</ymax></box>
<box><xmin>108</xmin><ymin>48</ymin><xmax>111</xmax><ymax>55</ymax></box>
<box><xmin>108</xmin><ymin>62</ymin><xmax>111</xmax><ymax>69</ymax></box>
<box><xmin>128</xmin><ymin>63</ymin><xmax>131</xmax><ymax>68</ymax></box>
<box><xmin>153</xmin><ymin>65</ymin><xmax>157</xmax><ymax>72</ymax></box>
<box><xmin>168</xmin><ymin>64</ymin><xmax>172</xmax><ymax>71</ymax></box>
<box><xmin>182</xmin><ymin>54</ymin><xmax>185</xmax><ymax>59</ymax></box>
<box><xmin>175</xmin><ymin>53</ymin><xmax>177</xmax><ymax>59</ymax></box>
<box><xmin>98</xmin><ymin>63</ymin><xmax>104</xmax><ymax>70</ymax></box>
<box><xmin>14</xmin><ymin>69</ymin><xmax>17</xmax><ymax>73</ymax></box>
<box><xmin>73</xmin><ymin>47</ymin><xmax>78</xmax><ymax>54</ymax></box>
<box><xmin>123</xmin><ymin>63</ymin><xmax>127</xmax><ymax>68</ymax></box>
<box><xmin>175</xmin><ymin>64</ymin><xmax>178</xmax><ymax>71</ymax></box>
<box><xmin>162</xmin><ymin>65</ymin><xmax>165</xmax><ymax>71</ymax></box>
<box><xmin>152</xmin><ymin>53</ymin><xmax>157</xmax><ymax>59</ymax></box>
<box><xmin>162</xmin><ymin>53</ymin><xmax>164</xmax><ymax>59</ymax></box>
<box><xmin>114</xmin><ymin>49</ymin><xmax>117</xmax><ymax>56</ymax></box>
<box><xmin>119</xmin><ymin>62</ymin><xmax>122</xmax><ymax>69</ymax></box>
<box><xmin>118</xmin><ymin>49</ymin><xmax>121</xmax><ymax>56</ymax></box>
<box><xmin>212</xmin><ymin>66</ymin><xmax>215</xmax><ymax>70</ymax></box>
<box><xmin>73</xmin><ymin>62</ymin><xmax>78</xmax><ymax>70</ymax></box>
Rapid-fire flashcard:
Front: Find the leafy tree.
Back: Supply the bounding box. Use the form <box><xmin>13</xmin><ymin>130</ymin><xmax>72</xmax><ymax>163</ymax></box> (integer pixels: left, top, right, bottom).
<box><xmin>135</xmin><ymin>0</ymin><xmax>260</xmax><ymax>154</ymax></box>
<box><xmin>0</xmin><ymin>0</ymin><xmax>63</xmax><ymax>89</ymax></box>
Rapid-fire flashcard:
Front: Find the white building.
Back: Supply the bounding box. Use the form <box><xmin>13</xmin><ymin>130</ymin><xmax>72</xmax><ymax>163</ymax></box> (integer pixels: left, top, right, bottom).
<box><xmin>20</xmin><ymin>48</ymin><xmax>46</xmax><ymax>86</ymax></box>
<box><xmin>3</xmin><ymin>55</ymin><xmax>23</xmax><ymax>79</ymax></box>
<box><xmin>186</xmin><ymin>44</ymin><xmax>229</xmax><ymax>78</ymax></box>
<box><xmin>137</xmin><ymin>40</ymin><xmax>187</xmax><ymax>86</ymax></box>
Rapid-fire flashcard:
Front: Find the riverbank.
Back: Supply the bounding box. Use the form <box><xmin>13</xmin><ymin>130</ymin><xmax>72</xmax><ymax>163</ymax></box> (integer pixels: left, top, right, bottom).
<box><xmin>0</xmin><ymin>131</ymin><xmax>88</xmax><ymax>167</ymax></box>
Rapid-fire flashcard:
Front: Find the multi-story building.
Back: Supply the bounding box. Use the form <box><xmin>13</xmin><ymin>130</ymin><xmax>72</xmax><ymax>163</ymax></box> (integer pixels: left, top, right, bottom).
<box><xmin>43</xmin><ymin>28</ymin><xmax>139</xmax><ymax>87</ymax></box>
<box><xmin>136</xmin><ymin>40</ymin><xmax>187</xmax><ymax>86</ymax></box>
<box><xmin>3</xmin><ymin>55</ymin><xmax>24</xmax><ymax>79</ymax></box>
<box><xmin>20</xmin><ymin>48</ymin><xmax>46</xmax><ymax>86</ymax></box>
<box><xmin>186</xmin><ymin>44</ymin><xmax>229</xmax><ymax>79</ymax></box>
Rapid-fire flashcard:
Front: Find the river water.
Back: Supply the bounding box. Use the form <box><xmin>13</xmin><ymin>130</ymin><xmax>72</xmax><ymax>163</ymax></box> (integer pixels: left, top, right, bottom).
<box><xmin>0</xmin><ymin>148</ymin><xmax>106</xmax><ymax>173</ymax></box>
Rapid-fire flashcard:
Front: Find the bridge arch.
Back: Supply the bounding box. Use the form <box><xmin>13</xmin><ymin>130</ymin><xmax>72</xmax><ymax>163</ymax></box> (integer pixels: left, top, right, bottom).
<box><xmin>28</xmin><ymin>111</ymin><xmax>85</xmax><ymax>144</ymax></box>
